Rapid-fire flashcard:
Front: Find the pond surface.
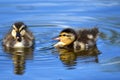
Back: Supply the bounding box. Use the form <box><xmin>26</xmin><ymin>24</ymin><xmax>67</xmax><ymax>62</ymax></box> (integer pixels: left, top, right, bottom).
<box><xmin>0</xmin><ymin>0</ymin><xmax>120</xmax><ymax>80</ymax></box>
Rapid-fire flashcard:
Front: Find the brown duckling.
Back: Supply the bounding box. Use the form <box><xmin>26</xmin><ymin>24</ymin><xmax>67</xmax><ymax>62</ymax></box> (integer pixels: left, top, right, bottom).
<box><xmin>54</xmin><ymin>27</ymin><xmax>99</xmax><ymax>52</ymax></box>
<box><xmin>3</xmin><ymin>22</ymin><xmax>34</xmax><ymax>48</ymax></box>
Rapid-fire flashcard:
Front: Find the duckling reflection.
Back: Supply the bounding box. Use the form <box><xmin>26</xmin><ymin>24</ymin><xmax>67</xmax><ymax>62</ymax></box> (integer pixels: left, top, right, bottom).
<box><xmin>13</xmin><ymin>51</ymin><xmax>25</xmax><ymax>74</ymax></box>
<box><xmin>58</xmin><ymin>49</ymin><xmax>77</xmax><ymax>66</ymax></box>
<box><xmin>57</xmin><ymin>46</ymin><xmax>100</xmax><ymax>67</ymax></box>
<box><xmin>3</xmin><ymin>46</ymin><xmax>33</xmax><ymax>75</ymax></box>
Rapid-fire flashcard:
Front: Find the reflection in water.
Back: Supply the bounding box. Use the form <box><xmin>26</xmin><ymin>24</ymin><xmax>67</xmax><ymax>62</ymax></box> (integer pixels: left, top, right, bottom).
<box><xmin>3</xmin><ymin>46</ymin><xmax>33</xmax><ymax>75</ymax></box>
<box><xmin>59</xmin><ymin>49</ymin><xmax>76</xmax><ymax>67</ymax></box>
<box><xmin>57</xmin><ymin>46</ymin><xmax>100</xmax><ymax>67</ymax></box>
<box><xmin>13</xmin><ymin>52</ymin><xmax>25</xmax><ymax>74</ymax></box>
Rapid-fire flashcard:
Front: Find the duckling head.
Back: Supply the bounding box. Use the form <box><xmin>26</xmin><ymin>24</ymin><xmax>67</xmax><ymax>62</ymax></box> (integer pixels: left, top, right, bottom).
<box><xmin>11</xmin><ymin>22</ymin><xmax>27</xmax><ymax>42</ymax></box>
<box><xmin>54</xmin><ymin>28</ymin><xmax>77</xmax><ymax>48</ymax></box>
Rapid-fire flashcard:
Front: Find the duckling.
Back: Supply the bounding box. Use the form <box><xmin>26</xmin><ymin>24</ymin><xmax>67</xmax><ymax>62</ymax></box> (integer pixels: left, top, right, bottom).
<box><xmin>3</xmin><ymin>22</ymin><xmax>34</xmax><ymax>48</ymax></box>
<box><xmin>54</xmin><ymin>27</ymin><xmax>99</xmax><ymax>52</ymax></box>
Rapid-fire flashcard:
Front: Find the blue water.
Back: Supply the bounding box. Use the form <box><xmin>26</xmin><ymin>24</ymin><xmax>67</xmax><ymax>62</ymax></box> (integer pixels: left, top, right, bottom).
<box><xmin>0</xmin><ymin>0</ymin><xmax>120</xmax><ymax>80</ymax></box>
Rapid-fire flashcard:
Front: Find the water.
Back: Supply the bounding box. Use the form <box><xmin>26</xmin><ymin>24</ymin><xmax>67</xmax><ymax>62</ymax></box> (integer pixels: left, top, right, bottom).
<box><xmin>0</xmin><ymin>0</ymin><xmax>120</xmax><ymax>80</ymax></box>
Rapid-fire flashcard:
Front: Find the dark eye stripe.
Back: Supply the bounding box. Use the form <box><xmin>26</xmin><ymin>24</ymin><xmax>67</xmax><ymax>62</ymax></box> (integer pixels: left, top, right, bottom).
<box><xmin>59</xmin><ymin>34</ymin><xmax>71</xmax><ymax>37</ymax></box>
<box><xmin>59</xmin><ymin>34</ymin><xmax>66</xmax><ymax>37</ymax></box>
<box><xmin>19</xmin><ymin>27</ymin><xmax>25</xmax><ymax>32</ymax></box>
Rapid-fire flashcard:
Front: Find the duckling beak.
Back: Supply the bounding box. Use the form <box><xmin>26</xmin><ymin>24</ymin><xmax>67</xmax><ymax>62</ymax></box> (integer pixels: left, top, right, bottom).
<box><xmin>54</xmin><ymin>37</ymin><xmax>60</xmax><ymax>40</ymax></box>
<box><xmin>16</xmin><ymin>32</ymin><xmax>22</xmax><ymax>42</ymax></box>
<box><xmin>53</xmin><ymin>36</ymin><xmax>60</xmax><ymax>41</ymax></box>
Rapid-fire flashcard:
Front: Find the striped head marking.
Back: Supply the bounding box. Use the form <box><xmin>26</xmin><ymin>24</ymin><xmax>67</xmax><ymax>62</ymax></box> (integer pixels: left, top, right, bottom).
<box><xmin>11</xmin><ymin>22</ymin><xmax>26</xmax><ymax>42</ymax></box>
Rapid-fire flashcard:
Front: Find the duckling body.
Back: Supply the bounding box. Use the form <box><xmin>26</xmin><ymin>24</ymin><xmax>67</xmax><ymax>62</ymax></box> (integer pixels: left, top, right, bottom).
<box><xmin>3</xmin><ymin>22</ymin><xmax>34</xmax><ymax>48</ymax></box>
<box><xmin>54</xmin><ymin>27</ymin><xmax>99</xmax><ymax>52</ymax></box>
<box><xmin>74</xmin><ymin>28</ymin><xmax>99</xmax><ymax>52</ymax></box>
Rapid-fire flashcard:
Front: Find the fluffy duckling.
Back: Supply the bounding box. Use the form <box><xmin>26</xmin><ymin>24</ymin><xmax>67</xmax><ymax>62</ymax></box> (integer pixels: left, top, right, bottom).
<box><xmin>3</xmin><ymin>22</ymin><xmax>34</xmax><ymax>48</ymax></box>
<box><xmin>54</xmin><ymin>27</ymin><xmax>99</xmax><ymax>52</ymax></box>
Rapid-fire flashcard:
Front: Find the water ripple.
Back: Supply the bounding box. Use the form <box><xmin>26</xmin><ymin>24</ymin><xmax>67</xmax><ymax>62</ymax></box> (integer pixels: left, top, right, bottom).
<box><xmin>99</xmin><ymin>27</ymin><xmax>120</xmax><ymax>46</ymax></box>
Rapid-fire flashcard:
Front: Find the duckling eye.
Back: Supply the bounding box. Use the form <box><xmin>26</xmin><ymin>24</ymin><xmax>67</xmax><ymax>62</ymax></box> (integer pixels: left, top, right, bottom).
<box><xmin>19</xmin><ymin>27</ymin><xmax>25</xmax><ymax>32</ymax></box>
<box><xmin>59</xmin><ymin>34</ymin><xmax>67</xmax><ymax>37</ymax></box>
<box><xmin>63</xmin><ymin>34</ymin><xmax>67</xmax><ymax>36</ymax></box>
